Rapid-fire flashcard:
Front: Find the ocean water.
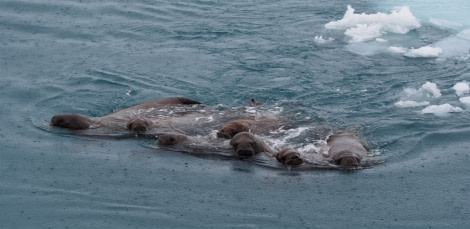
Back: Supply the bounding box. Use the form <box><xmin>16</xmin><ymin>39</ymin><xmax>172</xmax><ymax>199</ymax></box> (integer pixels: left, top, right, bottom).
<box><xmin>1</xmin><ymin>0</ymin><xmax>469</xmax><ymax>228</ymax></box>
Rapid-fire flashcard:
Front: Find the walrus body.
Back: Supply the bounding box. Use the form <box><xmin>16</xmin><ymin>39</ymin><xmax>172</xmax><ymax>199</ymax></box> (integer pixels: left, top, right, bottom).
<box><xmin>217</xmin><ymin>116</ymin><xmax>289</xmax><ymax>139</ymax></box>
<box><xmin>50</xmin><ymin>97</ymin><xmax>208</xmax><ymax>134</ymax></box>
<box><xmin>157</xmin><ymin>134</ymin><xmax>192</xmax><ymax>146</ymax></box>
<box><xmin>326</xmin><ymin>132</ymin><xmax>368</xmax><ymax>167</ymax></box>
<box><xmin>229</xmin><ymin>132</ymin><xmax>273</xmax><ymax>157</ymax></box>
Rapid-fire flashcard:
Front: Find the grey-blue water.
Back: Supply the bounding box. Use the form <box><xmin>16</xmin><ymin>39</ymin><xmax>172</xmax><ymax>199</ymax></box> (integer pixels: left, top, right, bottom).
<box><xmin>1</xmin><ymin>0</ymin><xmax>469</xmax><ymax>228</ymax></box>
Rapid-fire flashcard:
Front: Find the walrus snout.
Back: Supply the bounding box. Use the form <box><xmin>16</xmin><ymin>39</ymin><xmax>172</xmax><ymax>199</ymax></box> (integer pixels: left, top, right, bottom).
<box><xmin>217</xmin><ymin>122</ymin><xmax>249</xmax><ymax>139</ymax></box>
<box><xmin>276</xmin><ymin>148</ymin><xmax>303</xmax><ymax>165</ymax></box>
<box><xmin>236</xmin><ymin>149</ymin><xmax>255</xmax><ymax>156</ymax></box>
<box><xmin>157</xmin><ymin>134</ymin><xmax>190</xmax><ymax>146</ymax></box>
<box><xmin>50</xmin><ymin>114</ymin><xmax>92</xmax><ymax>130</ymax></box>
<box><xmin>229</xmin><ymin>132</ymin><xmax>273</xmax><ymax>157</ymax></box>
<box><xmin>126</xmin><ymin>118</ymin><xmax>152</xmax><ymax>132</ymax></box>
<box><xmin>232</xmin><ymin>142</ymin><xmax>256</xmax><ymax>156</ymax></box>
<box><xmin>334</xmin><ymin>150</ymin><xmax>361</xmax><ymax>167</ymax></box>
<box><xmin>50</xmin><ymin>115</ymin><xmax>63</xmax><ymax>126</ymax></box>
<box><xmin>216</xmin><ymin>129</ymin><xmax>233</xmax><ymax>139</ymax></box>
<box><xmin>337</xmin><ymin>156</ymin><xmax>360</xmax><ymax>167</ymax></box>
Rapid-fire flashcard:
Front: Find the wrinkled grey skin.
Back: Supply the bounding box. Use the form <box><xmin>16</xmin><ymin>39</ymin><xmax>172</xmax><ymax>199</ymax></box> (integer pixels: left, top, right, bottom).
<box><xmin>275</xmin><ymin>148</ymin><xmax>304</xmax><ymax>165</ymax></box>
<box><xmin>229</xmin><ymin>132</ymin><xmax>273</xmax><ymax>157</ymax></box>
<box><xmin>327</xmin><ymin>132</ymin><xmax>368</xmax><ymax>167</ymax></box>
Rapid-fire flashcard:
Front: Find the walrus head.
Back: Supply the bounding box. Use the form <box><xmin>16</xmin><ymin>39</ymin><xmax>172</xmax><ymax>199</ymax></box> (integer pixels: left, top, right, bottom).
<box><xmin>334</xmin><ymin>150</ymin><xmax>361</xmax><ymax>167</ymax></box>
<box><xmin>158</xmin><ymin>134</ymin><xmax>190</xmax><ymax>146</ymax></box>
<box><xmin>50</xmin><ymin>114</ymin><xmax>92</xmax><ymax>130</ymax></box>
<box><xmin>229</xmin><ymin>132</ymin><xmax>261</xmax><ymax>157</ymax></box>
<box><xmin>275</xmin><ymin>148</ymin><xmax>303</xmax><ymax>165</ymax></box>
<box><xmin>217</xmin><ymin>121</ymin><xmax>250</xmax><ymax>139</ymax></box>
<box><xmin>126</xmin><ymin>117</ymin><xmax>152</xmax><ymax>132</ymax></box>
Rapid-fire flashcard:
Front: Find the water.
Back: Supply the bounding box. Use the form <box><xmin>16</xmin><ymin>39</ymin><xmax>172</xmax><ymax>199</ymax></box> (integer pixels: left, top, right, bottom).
<box><xmin>1</xmin><ymin>0</ymin><xmax>469</xmax><ymax>228</ymax></box>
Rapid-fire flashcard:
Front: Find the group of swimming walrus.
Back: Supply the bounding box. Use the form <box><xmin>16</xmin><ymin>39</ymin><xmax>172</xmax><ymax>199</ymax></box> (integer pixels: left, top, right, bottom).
<box><xmin>50</xmin><ymin>97</ymin><xmax>370</xmax><ymax>168</ymax></box>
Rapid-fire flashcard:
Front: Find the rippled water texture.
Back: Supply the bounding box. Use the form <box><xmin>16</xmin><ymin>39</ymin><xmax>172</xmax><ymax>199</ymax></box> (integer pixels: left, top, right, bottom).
<box><xmin>1</xmin><ymin>0</ymin><xmax>469</xmax><ymax>228</ymax></box>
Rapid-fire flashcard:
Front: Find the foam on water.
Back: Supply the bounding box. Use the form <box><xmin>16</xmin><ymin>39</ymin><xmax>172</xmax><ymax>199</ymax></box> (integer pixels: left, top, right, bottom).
<box><xmin>268</xmin><ymin>127</ymin><xmax>310</xmax><ymax>149</ymax></box>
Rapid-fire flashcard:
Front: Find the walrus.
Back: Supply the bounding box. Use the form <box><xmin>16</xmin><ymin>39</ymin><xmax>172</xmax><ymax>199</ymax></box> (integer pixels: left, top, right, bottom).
<box><xmin>326</xmin><ymin>132</ymin><xmax>368</xmax><ymax>167</ymax></box>
<box><xmin>157</xmin><ymin>133</ymin><xmax>192</xmax><ymax>146</ymax></box>
<box><xmin>217</xmin><ymin>116</ymin><xmax>289</xmax><ymax>139</ymax></box>
<box><xmin>275</xmin><ymin>148</ymin><xmax>304</xmax><ymax>165</ymax></box>
<box><xmin>229</xmin><ymin>132</ymin><xmax>274</xmax><ymax>157</ymax></box>
<box><xmin>50</xmin><ymin>96</ymin><xmax>202</xmax><ymax>132</ymax></box>
<box><xmin>126</xmin><ymin>117</ymin><xmax>153</xmax><ymax>132</ymax></box>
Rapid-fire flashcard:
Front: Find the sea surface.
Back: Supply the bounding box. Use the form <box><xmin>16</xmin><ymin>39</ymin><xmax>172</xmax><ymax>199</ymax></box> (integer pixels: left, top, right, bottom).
<box><xmin>1</xmin><ymin>0</ymin><xmax>469</xmax><ymax>228</ymax></box>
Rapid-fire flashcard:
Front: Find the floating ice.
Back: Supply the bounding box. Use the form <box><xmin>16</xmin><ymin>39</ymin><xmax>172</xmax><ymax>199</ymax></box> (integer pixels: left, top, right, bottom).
<box><xmin>421</xmin><ymin>103</ymin><xmax>463</xmax><ymax>116</ymax></box>
<box><xmin>402</xmin><ymin>82</ymin><xmax>441</xmax><ymax>99</ymax></box>
<box><xmin>395</xmin><ymin>82</ymin><xmax>441</xmax><ymax>108</ymax></box>
<box><xmin>459</xmin><ymin>96</ymin><xmax>470</xmax><ymax>106</ymax></box>
<box><xmin>388</xmin><ymin>46</ymin><xmax>408</xmax><ymax>54</ymax></box>
<box><xmin>404</xmin><ymin>46</ymin><xmax>443</xmax><ymax>58</ymax></box>
<box><xmin>434</xmin><ymin>29</ymin><xmax>470</xmax><ymax>60</ymax></box>
<box><xmin>420</xmin><ymin>82</ymin><xmax>441</xmax><ymax>98</ymax></box>
<box><xmin>376</xmin><ymin>38</ymin><xmax>387</xmax><ymax>43</ymax></box>
<box><xmin>344</xmin><ymin>24</ymin><xmax>383</xmax><ymax>43</ymax></box>
<box><xmin>394</xmin><ymin>100</ymin><xmax>429</xmax><ymax>108</ymax></box>
<box><xmin>378</xmin><ymin>0</ymin><xmax>470</xmax><ymax>29</ymax></box>
<box><xmin>314</xmin><ymin>35</ymin><xmax>334</xmax><ymax>44</ymax></box>
<box><xmin>389</xmin><ymin>46</ymin><xmax>443</xmax><ymax>58</ymax></box>
<box><xmin>453</xmin><ymin>81</ymin><xmax>470</xmax><ymax>96</ymax></box>
<box><xmin>430</xmin><ymin>18</ymin><xmax>463</xmax><ymax>30</ymax></box>
<box><xmin>325</xmin><ymin>5</ymin><xmax>420</xmax><ymax>43</ymax></box>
